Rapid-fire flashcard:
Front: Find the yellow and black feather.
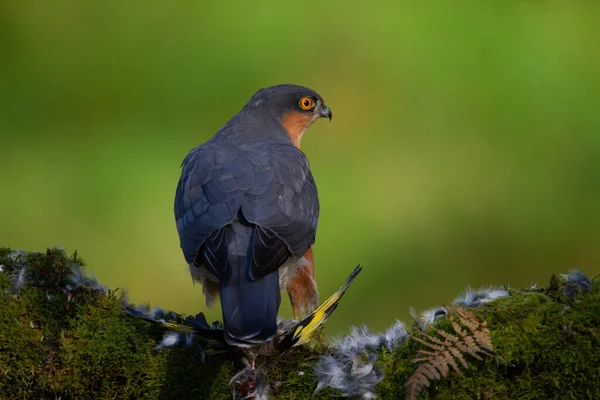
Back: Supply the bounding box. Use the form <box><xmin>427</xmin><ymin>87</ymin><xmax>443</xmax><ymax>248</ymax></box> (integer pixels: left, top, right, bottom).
<box><xmin>277</xmin><ymin>265</ymin><xmax>363</xmax><ymax>352</ymax></box>
<box><xmin>124</xmin><ymin>265</ymin><xmax>363</xmax><ymax>354</ymax></box>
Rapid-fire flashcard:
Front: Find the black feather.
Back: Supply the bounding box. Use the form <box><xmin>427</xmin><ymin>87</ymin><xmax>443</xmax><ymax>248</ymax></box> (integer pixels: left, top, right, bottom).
<box><xmin>250</xmin><ymin>226</ymin><xmax>291</xmax><ymax>280</ymax></box>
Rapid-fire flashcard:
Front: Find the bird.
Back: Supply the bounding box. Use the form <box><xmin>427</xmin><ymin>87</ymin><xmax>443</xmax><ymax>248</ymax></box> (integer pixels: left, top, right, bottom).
<box><xmin>174</xmin><ymin>84</ymin><xmax>332</xmax><ymax>347</ymax></box>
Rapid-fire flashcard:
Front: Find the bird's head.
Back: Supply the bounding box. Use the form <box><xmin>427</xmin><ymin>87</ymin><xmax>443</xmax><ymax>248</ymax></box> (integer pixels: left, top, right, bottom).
<box><xmin>244</xmin><ymin>84</ymin><xmax>332</xmax><ymax>148</ymax></box>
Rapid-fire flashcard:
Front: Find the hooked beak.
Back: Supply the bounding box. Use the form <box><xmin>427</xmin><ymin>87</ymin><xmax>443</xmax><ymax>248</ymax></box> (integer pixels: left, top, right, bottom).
<box><xmin>319</xmin><ymin>103</ymin><xmax>332</xmax><ymax>121</ymax></box>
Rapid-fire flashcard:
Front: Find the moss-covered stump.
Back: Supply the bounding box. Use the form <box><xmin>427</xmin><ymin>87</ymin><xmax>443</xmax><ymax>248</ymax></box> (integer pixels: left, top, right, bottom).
<box><xmin>1</xmin><ymin>247</ymin><xmax>598</xmax><ymax>399</ymax></box>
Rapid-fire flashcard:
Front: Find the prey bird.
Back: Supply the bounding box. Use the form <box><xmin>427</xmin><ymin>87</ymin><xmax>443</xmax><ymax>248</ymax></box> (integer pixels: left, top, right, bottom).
<box><xmin>174</xmin><ymin>84</ymin><xmax>332</xmax><ymax>347</ymax></box>
<box><xmin>126</xmin><ymin>264</ymin><xmax>363</xmax><ymax>355</ymax></box>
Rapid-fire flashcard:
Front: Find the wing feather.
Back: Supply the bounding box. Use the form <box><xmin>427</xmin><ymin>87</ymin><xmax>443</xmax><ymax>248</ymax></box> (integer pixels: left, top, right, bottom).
<box><xmin>175</xmin><ymin>140</ymin><xmax>319</xmax><ymax>281</ymax></box>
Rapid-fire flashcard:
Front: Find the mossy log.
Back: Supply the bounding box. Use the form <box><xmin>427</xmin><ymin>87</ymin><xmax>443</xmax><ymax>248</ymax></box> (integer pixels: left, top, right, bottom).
<box><xmin>0</xmin><ymin>248</ymin><xmax>598</xmax><ymax>399</ymax></box>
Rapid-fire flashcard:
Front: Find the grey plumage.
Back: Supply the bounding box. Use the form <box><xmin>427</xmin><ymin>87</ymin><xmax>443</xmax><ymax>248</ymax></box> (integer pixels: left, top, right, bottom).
<box><xmin>175</xmin><ymin>86</ymin><xmax>322</xmax><ymax>265</ymax></box>
<box><xmin>66</xmin><ymin>264</ymin><xmax>107</xmax><ymax>294</ymax></box>
<box><xmin>154</xmin><ymin>331</ymin><xmax>196</xmax><ymax>351</ymax></box>
<box><xmin>410</xmin><ymin>306</ymin><xmax>448</xmax><ymax>331</ymax></box>
<box><xmin>314</xmin><ymin>336</ymin><xmax>383</xmax><ymax>398</ymax></box>
<box><xmin>337</xmin><ymin>326</ymin><xmax>386</xmax><ymax>355</ymax></box>
<box><xmin>561</xmin><ymin>269</ymin><xmax>592</xmax><ymax>298</ymax></box>
<box><xmin>314</xmin><ymin>353</ymin><xmax>381</xmax><ymax>399</ymax></box>
<box><xmin>175</xmin><ymin>136</ymin><xmax>319</xmax><ymax>266</ymax></box>
<box><xmin>122</xmin><ymin>301</ymin><xmax>179</xmax><ymax>323</ymax></box>
<box><xmin>155</xmin><ymin>331</ymin><xmax>184</xmax><ymax>350</ymax></box>
<box><xmin>452</xmin><ymin>286</ymin><xmax>509</xmax><ymax>308</ymax></box>
<box><xmin>381</xmin><ymin>320</ymin><xmax>408</xmax><ymax>352</ymax></box>
<box><xmin>174</xmin><ymin>85</ymin><xmax>328</xmax><ymax>346</ymax></box>
<box><xmin>314</xmin><ymin>322</ymin><xmax>407</xmax><ymax>398</ymax></box>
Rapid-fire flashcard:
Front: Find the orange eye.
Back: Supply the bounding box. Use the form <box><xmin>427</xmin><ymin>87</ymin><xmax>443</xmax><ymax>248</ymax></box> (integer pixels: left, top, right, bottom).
<box><xmin>299</xmin><ymin>97</ymin><xmax>315</xmax><ymax>110</ymax></box>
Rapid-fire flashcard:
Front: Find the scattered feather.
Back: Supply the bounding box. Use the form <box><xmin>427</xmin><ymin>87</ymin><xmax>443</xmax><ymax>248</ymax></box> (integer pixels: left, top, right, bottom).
<box><xmin>11</xmin><ymin>266</ymin><xmax>30</xmax><ymax>295</ymax></box>
<box><xmin>561</xmin><ymin>269</ymin><xmax>592</xmax><ymax>298</ymax></box>
<box><xmin>382</xmin><ymin>320</ymin><xmax>408</xmax><ymax>352</ymax></box>
<box><xmin>452</xmin><ymin>286</ymin><xmax>509</xmax><ymax>308</ymax></box>
<box><xmin>155</xmin><ymin>331</ymin><xmax>179</xmax><ymax>350</ymax></box>
<box><xmin>134</xmin><ymin>303</ymin><xmax>151</xmax><ymax>315</ymax></box>
<box><xmin>184</xmin><ymin>332</ymin><xmax>195</xmax><ymax>348</ymax></box>
<box><xmin>314</xmin><ymin>355</ymin><xmax>344</xmax><ymax>393</ymax></box>
<box><xmin>66</xmin><ymin>264</ymin><xmax>107</xmax><ymax>294</ymax></box>
<box><xmin>123</xmin><ymin>304</ymin><xmax>227</xmax><ymax>360</ymax></box>
<box><xmin>154</xmin><ymin>331</ymin><xmax>195</xmax><ymax>351</ymax></box>
<box><xmin>314</xmin><ymin>352</ymin><xmax>382</xmax><ymax>399</ymax></box>
<box><xmin>411</xmin><ymin>306</ymin><xmax>447</xmax><ymax>331</ymax></box>
<box><xmin>336</xmin><ymin>325</ymin><xmax>382</xmax><ymax>354</ymax></box>
<box><xmin>8</xmin><ymin>250</ymin><xmax>27</xmax><ymax>261</ymax></box>
<box><xmin>314</xmin><ymin>321</ymin><xmax>405</xmax><ymax>398</ymax></box>
<box><xmin>143</xmin><ymin>306</ymin><xmax>177</xmax><ymax>321</ymax></box>
<box><xmin>230</xmin><ymin>364</ymin><xmax>270</xmax><ymax>400</ymax></box>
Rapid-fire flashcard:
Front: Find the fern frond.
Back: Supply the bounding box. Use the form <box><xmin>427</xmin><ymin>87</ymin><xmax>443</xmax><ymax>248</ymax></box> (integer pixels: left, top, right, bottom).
<box><xmin>453</xmin><ymin>307</ymin><xmax>494</xmax><ymax>355</ymax></box>
<box><xmin>413</xmin><ymin>332</ymin><xmax>445</xmax><ymax>350</ymax></box>
<box><xmin>436</xmin><ymin>327</ymin><xmax>460</xmax><ymax>344</ymax></box>
<box><xmin>405</xmin><ymin>307</ymin><xmax>494</xmax><ymax>400</ymax></box>
<box><xmin>447</xmin><ymin>346</ymin><xmax>468</xmax><ymax>370</ymax></box>
<box><xmin>454</xmin><ymin>307</ymin><xmax>480</xmax><ymax>333</ymax></box>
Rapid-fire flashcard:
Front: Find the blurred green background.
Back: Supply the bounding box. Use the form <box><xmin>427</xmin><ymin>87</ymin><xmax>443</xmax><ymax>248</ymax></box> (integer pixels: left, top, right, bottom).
<box><xmin>1</xmin><ymin>2</ymin><xmax>599</xmax><ymax>336</ymax></box>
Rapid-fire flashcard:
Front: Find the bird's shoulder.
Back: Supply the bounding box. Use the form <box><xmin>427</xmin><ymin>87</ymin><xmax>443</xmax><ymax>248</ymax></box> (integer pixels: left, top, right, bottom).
<box><xmin>182</xmin><ymin>138</ymin><xmax>311</xmax><ymax>177</ymax></box>
<box><xmin>175</xmin><ymin>137</ymin><xmax>318</xmax><ymax>262</ymax></box>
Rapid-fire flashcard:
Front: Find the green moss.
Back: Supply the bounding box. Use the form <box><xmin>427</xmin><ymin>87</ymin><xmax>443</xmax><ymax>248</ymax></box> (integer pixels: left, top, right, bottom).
<box><xmin>378</xmin><ymin>284</ymin><xmax>600</xmax><ymax>399</ymax></box>
<box><xmin>1</xmin><ymin>247</ymin><xmax>599</xmax><ymax>399</ymax></box>
<box><xmin>0</xmin><ymin>248</ymin><xmax>331</xmax><ymax>399</ymax></box>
